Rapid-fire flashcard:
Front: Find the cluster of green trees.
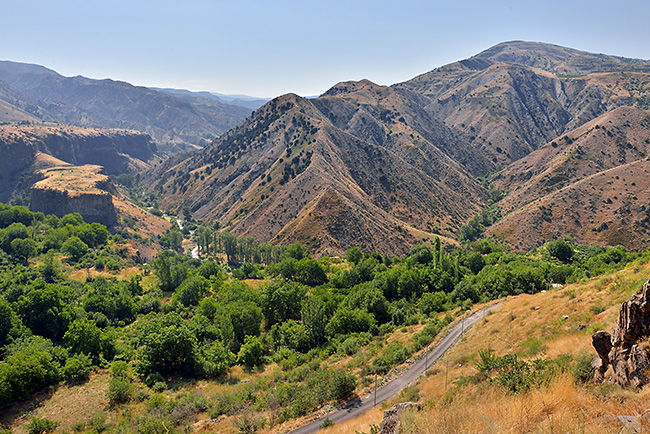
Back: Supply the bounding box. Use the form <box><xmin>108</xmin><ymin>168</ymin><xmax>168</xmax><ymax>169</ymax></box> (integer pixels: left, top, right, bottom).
<box><xmin>0</xmin><ymin>199</ymin><xmax>646</xmax><ymax>430</ymax></box>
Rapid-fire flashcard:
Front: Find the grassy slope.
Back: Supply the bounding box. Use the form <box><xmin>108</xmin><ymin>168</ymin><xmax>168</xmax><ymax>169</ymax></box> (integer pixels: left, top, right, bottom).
<box><xmin>322</xmin><ymin>260</ymin><xmax>650</xmax><ymax>434</ymax></box>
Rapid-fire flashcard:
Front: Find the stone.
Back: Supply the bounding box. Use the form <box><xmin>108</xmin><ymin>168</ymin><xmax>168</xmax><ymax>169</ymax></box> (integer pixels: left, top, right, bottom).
<box><xmin>593</xmin><ymin>278</ymin><xmax>650</xmax><ymax>387</ymax></box>
<box><xmin>378</xmin><ymin>402</ymin><xmax>422</xmax><ymax>434</ymax></box>
<box><xmin>592</xmin><ymin>330</ymin><xmax>612</xmax><ymax>365</ymax></box>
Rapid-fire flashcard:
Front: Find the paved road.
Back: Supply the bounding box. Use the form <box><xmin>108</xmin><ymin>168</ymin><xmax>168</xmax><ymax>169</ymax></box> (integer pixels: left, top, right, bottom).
<box><xmin>286</xmin><ymin>303</ymin><xmax>502</xmax><ymax>434</ymax></box>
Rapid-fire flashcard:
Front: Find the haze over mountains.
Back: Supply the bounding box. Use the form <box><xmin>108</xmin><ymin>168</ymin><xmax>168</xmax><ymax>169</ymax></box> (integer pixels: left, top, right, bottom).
<box><xmin>0</xmin><ymin>60</ymin><xmax>260</xmax><ymax>153</ymax></box>
<box><xmin>146</xmin><ymin>41</ymin><xmax>650</xmax><ymax>255</ymax></box>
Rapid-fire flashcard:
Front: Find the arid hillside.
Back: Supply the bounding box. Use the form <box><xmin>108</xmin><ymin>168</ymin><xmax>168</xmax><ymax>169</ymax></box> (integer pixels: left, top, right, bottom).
<box><xmin>149</xmin><ymin>91</ymin><xmax>483</xmax><ymax>256</ymax></box>
<box><xmin>489</xmin><ymin>107</ymin><xmax>650</xmax><ymax>250</ymax></box>
<box><xmin>147</xmin><ymin>41</ymin><xmax>650</xmax><ymax>255</ymax></box>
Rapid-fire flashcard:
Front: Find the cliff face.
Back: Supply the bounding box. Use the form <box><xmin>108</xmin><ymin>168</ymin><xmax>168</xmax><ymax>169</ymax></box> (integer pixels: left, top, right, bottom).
<box><xmin>0</xmin><ymin>123</ymin><xmax>156</xmax><ymax>203</ymax></box>
<box><xmin>30</xmin><ymin>165</ymin><xmax>119</xmax><ymax>227</ymax></box>
<box><xmin>31</xmin><ymin>187</ymin><xmax>118</xmax><ymax>227</ymax></box>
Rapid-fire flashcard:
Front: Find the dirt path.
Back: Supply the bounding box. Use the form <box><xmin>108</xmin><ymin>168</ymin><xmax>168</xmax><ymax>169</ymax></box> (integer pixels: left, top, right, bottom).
<box><xmin>286</xmin><ymin>303</ymin><xmax>502</xmax><ymax>434</ymax></box>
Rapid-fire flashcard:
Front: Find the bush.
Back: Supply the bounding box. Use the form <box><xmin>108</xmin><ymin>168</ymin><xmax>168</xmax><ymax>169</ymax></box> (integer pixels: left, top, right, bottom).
<box><xmin>109</xmin><ymin>360</ymin><xmax>131</xmax><ymax>378</ymax></box>
<box><xmin>237</xmin><ymin>335</ymin><xmax>264</xmax><ymax>369</ymax></box>
<box><xmin>328</xmin><ymin>370</ymin><xmax>357</xmax><ymax>401</ymax></box>
<box><xmin>62</xmin><ymin>353</ymin><xmax>92</xmax><ymax>381</ymax></box>
<box><xmin>27</xmin><ymin>417</ymin><xmax>59</xmax><ymax>434</ymax></box>
<box><xmin>320</xmin><ymin>418</ymin><xmax>334</xmax><ymax>429</ymax></box>
<box><xmin>372</xmin><ymin>342</ymin><xmax>411</xmax><ymax>374</ymax></box>
<box><xmin>572</xmin><ymin>351</ymin><xmax>595</xmax><ymax>384</ymax></box>
<box><xmin>107</xmin><ymin>377</ymin><xmax>133</xmax><ymax>404</ymax></box>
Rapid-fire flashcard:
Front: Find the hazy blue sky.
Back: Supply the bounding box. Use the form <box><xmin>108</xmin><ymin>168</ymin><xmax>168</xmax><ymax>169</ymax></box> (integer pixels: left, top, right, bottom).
<box><xmin>2</xmin><ymin>0</ymin><xmax>650</xmax><ymax>98</ymax></box>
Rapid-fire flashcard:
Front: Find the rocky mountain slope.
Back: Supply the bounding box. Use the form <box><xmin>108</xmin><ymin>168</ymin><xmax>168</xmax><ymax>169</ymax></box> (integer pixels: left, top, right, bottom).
<box><xmin>150</xmin><ymin>89</ymin><xmax>485</xmax><ymax>255</ymax></box>
<box><xmin>0</xmin><ymin>61</ymin><xmax>254</xmax><ymax>153</ymax></box>
<box><xmin>488</xmin><ymin>106</ymin><xmax>650</xmax><ymax>250</ymax></box>
<box><xmin>145</xmin><ymin>41</ymin><xmax>650</xmax><ymax>254</ymax></box>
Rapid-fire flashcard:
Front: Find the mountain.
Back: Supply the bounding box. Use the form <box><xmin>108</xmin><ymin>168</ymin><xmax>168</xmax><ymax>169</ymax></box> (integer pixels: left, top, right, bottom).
<box><xmin>153</xmin><ymin>88</ymin><xmax>269</xmax><ymax>110</ymax></box>
<box><xmin>0</xmin><ymin>61</ymin><xmax>254</xmax><ymax>153</ymax></box>
<box><xmin>149</xmin><ymin>88</ymin><xmax>485</xmax><ymax>255</ymax></box>
<box><xmin>488</xmin><ymin>106</ymin><xmax>650</xmax><ymax>250</ymax></box>
<box><xmin>142</xmin><ymin>41</ymin><xmax>650</xmax><ymax>254</ymax></box>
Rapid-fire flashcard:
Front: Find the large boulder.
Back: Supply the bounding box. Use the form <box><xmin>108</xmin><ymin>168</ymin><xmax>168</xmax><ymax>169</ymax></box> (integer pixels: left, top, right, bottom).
<box><xmin>593</xmin><ymin>278</ymin><xmax>650</xmax><ymax>387</ymax></box>
<box><xmin>378</xmin><ymin>402</ymin><xmax>422</xmax><ymax>434</ymax></box>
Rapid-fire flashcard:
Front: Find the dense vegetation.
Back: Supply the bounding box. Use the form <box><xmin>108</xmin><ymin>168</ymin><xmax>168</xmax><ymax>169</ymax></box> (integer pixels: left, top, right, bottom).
<box><xmin>0</xmin><ymin>202</ymin><xmax>646</xmax><ymax>433</ymax></box>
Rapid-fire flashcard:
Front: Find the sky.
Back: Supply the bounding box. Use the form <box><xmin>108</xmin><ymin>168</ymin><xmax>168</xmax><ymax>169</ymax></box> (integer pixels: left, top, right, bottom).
<box><xmin>2</xmin><ymin>0</ymin><xmax>650</xmax><ymax>99</ymax></box>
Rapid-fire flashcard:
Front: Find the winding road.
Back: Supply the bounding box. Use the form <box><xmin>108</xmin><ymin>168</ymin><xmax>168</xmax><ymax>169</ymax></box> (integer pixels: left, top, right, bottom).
<box><xmin>286</xmin><ymin>302</ymin><xmax>502</xmax><ymax>434</ymax></box>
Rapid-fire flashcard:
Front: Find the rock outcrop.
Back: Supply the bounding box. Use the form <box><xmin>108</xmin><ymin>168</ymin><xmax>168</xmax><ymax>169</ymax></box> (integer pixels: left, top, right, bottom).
<box><xmin>592</xmin><ymin>278</ymin><xmax>650</xmax><ymax>387</ymax></box>
<box><xmin>30</xmin><ymin>165</ymin><xmax>119</xmax><ymax>227</ymax></box>
<box><xmin>378</xmin><ymin>402</ymin><xmax>422</xmax><ymax>434</ymax></box>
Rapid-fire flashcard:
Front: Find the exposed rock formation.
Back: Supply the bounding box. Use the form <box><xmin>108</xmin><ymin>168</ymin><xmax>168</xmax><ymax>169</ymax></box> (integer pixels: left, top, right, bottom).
<box><xmin>0</xmin><ymin>123</ymin><xmax>157</xmax><ymax>202</ymax></box>
<box><xmin>30</xmin><ymin>165</ymin><xmax>119</xmax><ymax>227</ymax></box>
<box><xmin>592</xmin><ymin>278</ymin><xmax>650</xmax><ymax>387</ymax></box>
<box><xmin>378</xmin><ymin>402</ymin><xmax>422</xmax><ymax>434</ymax></box>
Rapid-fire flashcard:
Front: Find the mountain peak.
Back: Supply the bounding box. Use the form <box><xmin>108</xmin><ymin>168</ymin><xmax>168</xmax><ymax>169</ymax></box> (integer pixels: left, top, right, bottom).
<box><xmin>473</xmin><ymin>40</ymin><xmax>650</xmax><ymax>75</ymax></box>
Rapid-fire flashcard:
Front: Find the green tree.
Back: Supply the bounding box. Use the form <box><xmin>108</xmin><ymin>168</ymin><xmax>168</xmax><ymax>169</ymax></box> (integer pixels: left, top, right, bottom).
<box><xmin>270</xmin><ymin>319</ymin><xmax>309</xmax><ymax>352</ymax></box>
<box><xmin>139</xmin><ymin>324</ymin><xmax>197</xmax><ymax>377</ymax></box>
<box><xmin>83</xmin><ymin>278</ymin><xmax>136</xmax><ymax>324</ymax></box>
<box><xmin>302</xmin><ymin>296</ymin><xmax>329</xmax><ymax>346</ymax></box>
<box><xmin>62</xmin><ymin>353</ymin><xmax>92</xmax><ymax>381</ymax></box>
<box><xmin>409</xmin><ymin>244</ymin><xmax>433</xmax><ymax>265</ymax></box>
<box><xmin>174</xmin><ymin>275</ymin><xmax>210</xmax><ymax>306</ymax></box>
<box><xmin>237</xmin><ymin>335</ymin><xmax>264</xmax><ymax>368</ymax></box>
<box><xmin>0</xmin><ymin>298</ymin><xmax>15</xmax><ymax>347</ymax></box>
<box><xmin>294</xmin><ymin>258</ymin><xmax>327</xmax><ymax>286</ymax></box>
<box><xmin>325</xmin><ymin>308</ymin><xmax>376</xmax><ymax>337</ymax></box>
<box><xmin>261</xmin><ymin>281</ymin><xmax>307</xmax><ymax>327</ymax></box>
<box><xmin>346</xmin><ymin>247</ymin><xmax>363</xmax><ymax>265</ymax></box>
<box><xmin>284</xmin><ymin>242</ymin><xmax>307</xmax><ymax>261</ymax></box>
<box><xmin>547</xmin><ymin>239</ymin><xmax>573</xmax><ymax>263</ymax></box>
<box><xmin>11</xmin><ymin>238</ymin><xmax>38</xmax><ymax>265</ymax></box>
<box><xmin>61</xmin><ymin>236</ymin><xmax>88</xmax><ymax>262</ymax></box>
<box><xmin>63</xmin><ymin>318</ymin><xmax>103</xmax><ymax>360</ymax></box>
<box><xmin>221</xmin><ymin>232</ymin><xmax>238</xmax><ymax>263</ymax></box>
<box><xmin>195</xmin><ymin>340</ymin><xmax>233</xmax><ymax>377</ymax></box>
<box><xmin>328</xmin><ymin>369</ymin><xmax>357</xmax><ymax>401</ymax></box>
<box><xmin>15</xmin><ymin>284</ymin><xmax>75</xmax><ymax>340</ymax></box>
<box><xmin>2</xmin><ymin>336</ymin><xmax>62</xmax><ymax>401</ymax></box>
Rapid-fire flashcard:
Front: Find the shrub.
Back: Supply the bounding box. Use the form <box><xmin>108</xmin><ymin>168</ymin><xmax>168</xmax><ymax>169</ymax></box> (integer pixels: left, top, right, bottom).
<box><xmin>26</xmin><ymin>417</ymin><xmax>59</xmax><ymax>434</ymax></box>
<box><xmin>372</xmin><ymin>342</ymin><xmax>411</xmax><ymax>374</ymax></box>
<box><xmin>328</xmin><ymin>370</ymin><xmax>357</xmax><ymax>401</ymax></box>
<box><xmin>320</xmin><ymin>418</ymin><xmax>334</xmax><ymax>429</ymax></box>
<box><xmin>237</xmin><ymin>335</ymin><xmax>264</xmax><ymax>369</ymax></box>
<box><xmin>109</xmin><ymin>360</ymin><xmax>131</xmax><ymax>378</ymax></box>
<box><xmin>62</xmin><ymin>353</ymin><xmax>92</xmax><ymax>381</ymax></box>
<box><xmin>107</xmin><ymin>377</ymin><xmax>133</xmax><ymax>404</ymax></box>
<box><xmin>572</xmin><ymin>351</ymin><xmax>595</xmax><ymax>384</ymax></box>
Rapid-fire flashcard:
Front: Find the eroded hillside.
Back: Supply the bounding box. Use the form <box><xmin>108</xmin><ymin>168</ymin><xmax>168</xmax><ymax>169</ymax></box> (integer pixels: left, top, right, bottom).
<box><xmin>148</xmin><ymin>41</ymin><xmax>650</xmax><ymax>255</ymax></box>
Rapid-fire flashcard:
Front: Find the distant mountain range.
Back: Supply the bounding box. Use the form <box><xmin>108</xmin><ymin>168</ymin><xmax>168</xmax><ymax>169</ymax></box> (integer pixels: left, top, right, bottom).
<box><xmin>0</xmin><ymin>60</ymin><xmax>263</xmax><ymax>154</ymax></box>
<box><xmin>151</xmin><ymin>87</ymin><xmax>269</xmax><ymax>110</ymax></box>
<box><xmin>145</xmin><ymin>41</ymin><xmax>650</xmax><ymax>255</ymax></box>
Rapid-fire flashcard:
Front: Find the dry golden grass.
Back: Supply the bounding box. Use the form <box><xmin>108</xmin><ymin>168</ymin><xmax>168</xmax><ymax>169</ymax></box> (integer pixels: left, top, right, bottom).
<box><xmin>33</xmin><ymin>165</ymin><xmax>109</xmax><ymax>197</ymax></box>
<box><xmin>1</xmin><ymin>373</ymin><xmax>110</xmax><ymax>434</ymax></box>
<box><xmin>383</xmin><ymin>261</ymin><xmax>650</xmax><ymax>434</ymax></box>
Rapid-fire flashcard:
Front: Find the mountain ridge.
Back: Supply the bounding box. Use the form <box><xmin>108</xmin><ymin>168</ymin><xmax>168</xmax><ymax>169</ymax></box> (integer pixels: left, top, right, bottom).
<box><xmin>0</xmin><ymin>60</ymin><xmax>255</xmax><ymax>153</ymax></box>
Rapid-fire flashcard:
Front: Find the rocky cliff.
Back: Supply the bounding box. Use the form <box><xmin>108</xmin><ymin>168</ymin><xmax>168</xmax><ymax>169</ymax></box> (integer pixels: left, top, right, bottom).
<box><xmin>0</xmin><ymin>123</ymin><xmax>156</xmax><ymax>202</ymax></box>
<box><xmin>30</xmin><ymin>165</ymin><xmax>119</xmax><ymax>227</ymax></box>
<box><xmin>592</xmin><ymin>278</ymin><xmax>650</xmax><ymax>387</ymax></box>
